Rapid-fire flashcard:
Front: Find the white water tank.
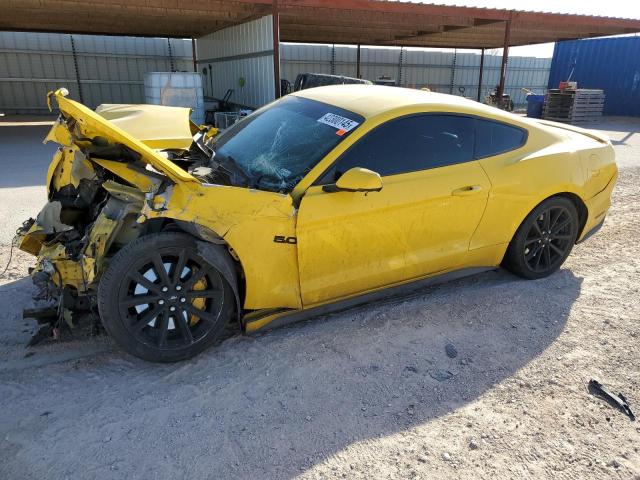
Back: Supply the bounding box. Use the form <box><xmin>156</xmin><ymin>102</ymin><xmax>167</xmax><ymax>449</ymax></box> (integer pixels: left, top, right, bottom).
<box><xmin>144</xmin><ymin>72</ymin><xmax>205</xmax><ymax>125</ymax></box>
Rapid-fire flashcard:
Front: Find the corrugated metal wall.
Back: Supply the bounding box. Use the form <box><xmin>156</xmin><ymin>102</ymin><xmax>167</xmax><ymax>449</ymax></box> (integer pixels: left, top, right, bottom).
<box><xmin>549</xmin><ymin>37</ymin><xmax>640</xmax><ymax>116</ymax></box>
<box><xmin>1</xmin><ymin>31</ymin><xmax>551</xmax><ymax>113</ymax></box>
<box><xmin>0</xmin><ymin>32</ymin><xmax>192</xmax><ymax>114</ymax></box>
<box><xmin>281</xmin><ymin>44</ymin><xmax>551</xmax><ymax>107</ymax></box>
<box><xmin>196</xmin><ymin>16</ymin><xmax>275</xmax><ymax>109</ymax></box>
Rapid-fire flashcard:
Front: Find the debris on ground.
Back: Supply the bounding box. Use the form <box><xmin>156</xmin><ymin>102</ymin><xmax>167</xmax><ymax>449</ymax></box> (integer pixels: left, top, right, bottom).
<box><xmin>1</xmin><ymin>125</ymin><xmax>640</xmax><ymax>479</ymax></box>
<box><xmin>429</xmin><ymin>369</ymin><xmax>454</xmax><ymax>381</ymax></box>
<box><xmin>588</xmin><ymin>379</ymin><xmax>636</xmax><ymax>421</ymax></box>
<box><xmin>26</xmin><ymin>324</ymin><xmax>54</xmax><ymax>347</ymax></box>
<box><xmin>445</xmin><ymin>342</ymin><xmax>458</xmax><ymax>358</ymax></box>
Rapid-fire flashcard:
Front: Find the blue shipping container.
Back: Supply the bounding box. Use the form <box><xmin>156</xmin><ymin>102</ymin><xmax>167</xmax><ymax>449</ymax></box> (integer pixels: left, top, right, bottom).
<box><xmin>548</xmin><ymin>37</ymin><xmax>640</xmax><ymax>117</ymax></box>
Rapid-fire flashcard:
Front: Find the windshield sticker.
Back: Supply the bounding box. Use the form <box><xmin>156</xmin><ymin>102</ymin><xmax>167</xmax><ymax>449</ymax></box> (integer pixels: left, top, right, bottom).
<box><xmin>317</xmin><ymin>113</ymin><xmax>359</xmax><ymax>133</ymax></box>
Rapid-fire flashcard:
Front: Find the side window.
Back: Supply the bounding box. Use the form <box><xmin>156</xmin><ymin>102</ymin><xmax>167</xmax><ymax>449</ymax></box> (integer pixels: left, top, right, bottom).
<box><xmin>318</xmin><ymin>114</ymin><xmax>476</xmax><ymax>183</ymax></box>
<box><xmin>475</xmin><ymin>119</ymin><xmax>527</xmax><ymax>158</ymax></box>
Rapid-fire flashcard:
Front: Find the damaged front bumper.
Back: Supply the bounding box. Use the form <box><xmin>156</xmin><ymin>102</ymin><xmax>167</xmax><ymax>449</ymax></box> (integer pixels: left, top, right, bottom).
<box><xmin>16</xmin><ymin>88</ymin><xmax>201</xmax><ymax>337</ymax></box>
<box><xmin>18</xmin><ymin>182</ymin><xmax>145</xmax><ymax>294</ymax></box>
<box><xmin>17</xmin><ymin>178</ymin><xmax>147</xmax><ymax>338</ymax></box>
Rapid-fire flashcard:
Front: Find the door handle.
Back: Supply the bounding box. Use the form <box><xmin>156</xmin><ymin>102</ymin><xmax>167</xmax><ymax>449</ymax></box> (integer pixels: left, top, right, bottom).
<box><xmin>451</xmin><ymin>185</ymin><xmax>483</xmax><ymax>196</ymax></box>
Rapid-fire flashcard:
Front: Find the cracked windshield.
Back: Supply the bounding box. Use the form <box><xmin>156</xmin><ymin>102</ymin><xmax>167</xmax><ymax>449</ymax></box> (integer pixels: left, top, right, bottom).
<box><xmin>211</xmin><ymin>95</ymin><xmax>364</xmax><ymax>193</ymax></box>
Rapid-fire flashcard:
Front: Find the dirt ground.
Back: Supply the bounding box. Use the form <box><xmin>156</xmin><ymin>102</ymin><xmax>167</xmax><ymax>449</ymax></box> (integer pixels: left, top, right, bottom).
<box><xmin>0</xmin><ymin>118</ymin><xmax>639</xmax><ymax>480</ymax></box>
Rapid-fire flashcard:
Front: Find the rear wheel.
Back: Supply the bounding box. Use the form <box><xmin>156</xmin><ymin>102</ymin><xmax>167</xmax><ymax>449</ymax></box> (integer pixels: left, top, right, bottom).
<box><xmin>98</xmin><ymin>232</ymin><xmax>236</xmax><ymax>362</ymax></box>
<box><xmin>503</xmin><ymin>197</ymin><xmax>579</xmax><ymax>280</ymax></box>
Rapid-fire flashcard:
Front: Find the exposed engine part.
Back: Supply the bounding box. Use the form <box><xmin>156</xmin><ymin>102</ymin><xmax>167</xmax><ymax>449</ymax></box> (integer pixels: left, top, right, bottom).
<box><xmin>86</xmin><ymin>142</ymin><xmax>142</xmax><ymax>163</ymax></box>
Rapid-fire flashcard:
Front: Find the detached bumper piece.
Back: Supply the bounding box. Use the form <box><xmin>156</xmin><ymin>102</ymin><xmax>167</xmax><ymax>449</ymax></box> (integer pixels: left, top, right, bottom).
<box><xmin>588</xmin><ymin>379</ymin><xmax>636</xmax><ymax>421</ymax></box>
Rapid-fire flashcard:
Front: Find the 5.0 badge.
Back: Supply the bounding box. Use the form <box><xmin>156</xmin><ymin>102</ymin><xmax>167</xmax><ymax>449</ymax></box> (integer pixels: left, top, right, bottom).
<box><xmin>273</xmin><ymin>235</ymin><xmax>297</xmax><ymax>244</ymax></box>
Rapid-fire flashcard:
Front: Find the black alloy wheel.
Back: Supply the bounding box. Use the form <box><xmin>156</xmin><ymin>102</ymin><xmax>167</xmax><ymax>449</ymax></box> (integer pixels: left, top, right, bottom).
<box><xmin>503</xmin><ymin>196</ymin><xmax>579</xmax><ymax>280</ymax></box>
<box><xmin>522</xmin><ymin>205</ymin><xmax>575</xmax><ymax>274</ymax></box>
<box><xmin>118</xmin><ymin>249</ymin><xmax>224</xmax><ymax>350</ymax></box>
<box><xmin>98</xmin><ymin>233</ymin><xmax>235</xmax><ymax>362</ymax></box>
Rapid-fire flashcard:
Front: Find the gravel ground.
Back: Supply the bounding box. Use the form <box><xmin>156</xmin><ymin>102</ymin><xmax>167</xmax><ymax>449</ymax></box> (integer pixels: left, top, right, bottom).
<box><xmin>0</xmin><ymin>118</ymin><xmax>639</xmax><ymax>479</ymax></box>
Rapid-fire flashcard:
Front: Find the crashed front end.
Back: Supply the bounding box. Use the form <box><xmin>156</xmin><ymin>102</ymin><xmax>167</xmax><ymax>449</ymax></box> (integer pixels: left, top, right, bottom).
<box><xmin>16</xmin><ymin>89</ymin><xmax>212</xmax><ymax>337</ymax></box>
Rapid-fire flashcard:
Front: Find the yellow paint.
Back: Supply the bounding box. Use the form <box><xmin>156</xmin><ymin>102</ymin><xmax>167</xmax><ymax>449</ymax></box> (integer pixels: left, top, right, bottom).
<box><xmin>204</xmin><ymin>127</ymin><xmax>219</xmax><ymax>140</ymax></box>
<box><xmin>52</xmin><ymin>89</ymin><xmax>198</xmax><ymax>185</ymax></box>
<box><xmin>189</xmin><ymin>276</ymin><xmax>207</xmax><ymax>326</ymax></box>
<box><xmin>20</xmin><ymin>207</ymin><xmax>123</xmax><ymax>292</ymax></box>
<box><xmin>335</xmin><ymin>167</ymin><xmax>383</xmax><ymax>191</ymax></box>
<box><xmin>95</xmin><ymin>104</ymin><xmax>195</xmax><ymax>151</ymax></box>
<box><xmin>142</xmin><ymin>184</ymin><xmax>302</xmax><ymax>310</ymax></box>
<box><xmin>244</xmin><ymin>309</ymin><xmax>294</xmax><ymax>333</ymax></box>
<box><xmin>46</xmin><ymin>145</ymin><xmax>96</xmax><ymax>195</ymax></box>
<box><xmin>21</xmin><ymin>85</ymin><xmax>616</xmax><ymax>330</ymax></box>
<box><xmin>81</xmin><ymin>213</ymin><xmax>119</xmax><ymax>284</ymax></box>
<box><xmin>53</xmin><ymin>259</ymin><xmax>86</xmax><ymax>291</ymax></box>
<box><xmin>297</xmin><ymin>161</ymin><xmax>491</xmax><ymax>305</ymax></box>
<box><xmin>17</xmin><ymin>223</ymin><xmax>46</xmax><ymax>256</ymax></box>
<box><xmin>581</xmin><ymin>169</ymin><xmax>617</xmax><ymax>239</ymax></box>
<box><xmin>45</xmin><ymin>149</ymin><xmax>64</xmax><ymax>195</ymax></box>
<box><xmin>36</xmin><ymin>243</ymin><xmax>85</xmax><ymax>291</ymax></box>
<box><xmin>92</xmin><ymin>158</ymin><xmax>160</xmax><ymax>193</ymax></box>
<box><xmin>43</xmin><ymin>117</ymin><xmax>73</xmax><ymax>147</ymax></box>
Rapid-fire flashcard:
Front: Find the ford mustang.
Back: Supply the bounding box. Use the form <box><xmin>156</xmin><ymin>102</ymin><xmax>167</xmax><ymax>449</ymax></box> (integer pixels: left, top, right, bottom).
<box><xmin>17</xmin><ymin>85</ymin><xmax>617</xmax><ymax>362</ymax></box>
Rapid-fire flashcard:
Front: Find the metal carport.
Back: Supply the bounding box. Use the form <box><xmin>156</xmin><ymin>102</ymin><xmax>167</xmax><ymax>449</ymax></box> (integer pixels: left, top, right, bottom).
<box><xmin>3</xmin><ymin>0</ymin><xmax>640</xmax><ymax>105</ymax></box>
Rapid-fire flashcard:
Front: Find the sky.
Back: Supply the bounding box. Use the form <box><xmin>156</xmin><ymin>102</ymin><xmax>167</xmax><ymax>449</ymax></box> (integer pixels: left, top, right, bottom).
<box><xmin>405</xmin><ymin>0</ymin><xmax>640</xmax><ymax>57</ymax></box>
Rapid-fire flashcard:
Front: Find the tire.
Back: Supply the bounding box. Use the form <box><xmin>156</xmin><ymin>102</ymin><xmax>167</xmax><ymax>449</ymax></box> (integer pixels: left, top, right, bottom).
<box><xmin>98</xmin><ymin>232</ymin><xmax>236</xmax><ymax>362</ymax></box>
<box><xmin>502</xmin><ymin>196</ymin><xmax>579</xmax><ymax>280</ymax></box>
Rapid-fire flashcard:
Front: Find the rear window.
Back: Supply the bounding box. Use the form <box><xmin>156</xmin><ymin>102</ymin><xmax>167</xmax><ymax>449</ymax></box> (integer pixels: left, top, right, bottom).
<box><xmin>475</xmin><ymin>119</ymin><xmax>527</xmax><ymax>158</ymax></box>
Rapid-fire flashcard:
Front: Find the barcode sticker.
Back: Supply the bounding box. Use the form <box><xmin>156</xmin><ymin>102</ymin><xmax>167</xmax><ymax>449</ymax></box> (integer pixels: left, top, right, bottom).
<box><xmin>317</xmin><ymin>113</ymin><xmax>359</xmax><ymax>132</ymax></box>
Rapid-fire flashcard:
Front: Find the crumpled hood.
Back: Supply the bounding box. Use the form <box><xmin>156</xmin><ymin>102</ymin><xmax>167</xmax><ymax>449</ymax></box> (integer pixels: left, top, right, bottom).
<box><xmin>47</xmin><ymin>89</ymin><xmax>199</xmax><ymax>186</ymax></box>
<box><xmin>96</xmin><ymin>103</ymin><xmax>195</xmax><ymax>151</ymax></box>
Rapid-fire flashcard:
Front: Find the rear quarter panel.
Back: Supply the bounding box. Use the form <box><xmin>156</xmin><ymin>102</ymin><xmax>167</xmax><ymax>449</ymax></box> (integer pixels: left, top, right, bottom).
<box><xmin>577</xmin><ymin>141</ymin><xmax>617</xmax><ymax>238</ymax></box>
<box><xmin>470</xmin><ymin>122</ymin><xmax>590</xmax><ymax>251</ymax></box>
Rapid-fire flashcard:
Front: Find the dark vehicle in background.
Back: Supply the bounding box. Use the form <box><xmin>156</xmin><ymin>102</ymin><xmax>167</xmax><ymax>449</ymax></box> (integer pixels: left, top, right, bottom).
<box><xmin>286</xmin><ymin>73</ymin><xmax>371</xmax><ymax>94</ymax></box>
<box><xmin>373</xmin><ymin>76</ymin><xmax>397</xmax><ymax>86</ymax></box>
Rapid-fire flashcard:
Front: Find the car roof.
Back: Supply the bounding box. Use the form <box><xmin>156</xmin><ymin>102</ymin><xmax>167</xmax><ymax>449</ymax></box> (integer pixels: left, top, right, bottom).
<box><xmin>292</xmin><ymin>84</ymin><xmax>521</xmax><ymax>122</ymax></box>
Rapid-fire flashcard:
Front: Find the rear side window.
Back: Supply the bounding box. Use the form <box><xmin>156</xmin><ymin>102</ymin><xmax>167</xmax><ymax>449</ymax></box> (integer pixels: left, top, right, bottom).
<box><xmin>319</xmin><ymin>114</ymin><xmax>476</xmax><ymax>182</ymax></box>
<box><xmin>475</xmin><ymin>119</ymin><xmax>526</xmax><ymax>158</ymax></box>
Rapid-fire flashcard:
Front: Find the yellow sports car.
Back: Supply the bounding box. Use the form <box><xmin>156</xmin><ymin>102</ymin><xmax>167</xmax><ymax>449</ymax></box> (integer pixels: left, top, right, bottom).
<box><xmin>18</xmin><ymin>86</ymin><xmax>617</xmax><ymax>362</ymax></box>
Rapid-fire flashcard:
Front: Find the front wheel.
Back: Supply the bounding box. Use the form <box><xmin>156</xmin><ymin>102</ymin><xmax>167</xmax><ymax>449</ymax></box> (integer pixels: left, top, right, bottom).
<box><xmin>503</xmin><ymin>197</ymin><xmax>579</xmax><ymax>280</ymax></box>
<box><xmin>98</xmin><ymin>232</ymin><xmax>236</xmax><ymax>362</ymax></box>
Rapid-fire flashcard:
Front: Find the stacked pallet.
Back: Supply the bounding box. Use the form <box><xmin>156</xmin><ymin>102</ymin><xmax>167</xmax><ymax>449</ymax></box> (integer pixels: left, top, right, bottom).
<box><xmin>542</xmin><ymin>89</ymin><xmax>605</xmax><ymax>124</ymax></box>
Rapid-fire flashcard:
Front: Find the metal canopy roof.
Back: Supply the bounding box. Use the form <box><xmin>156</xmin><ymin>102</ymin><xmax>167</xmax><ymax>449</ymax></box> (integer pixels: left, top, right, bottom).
<box><xmin>2</xmin><ymin>0</ymin><xmax>640</xmax><ymax>48</ymax></box>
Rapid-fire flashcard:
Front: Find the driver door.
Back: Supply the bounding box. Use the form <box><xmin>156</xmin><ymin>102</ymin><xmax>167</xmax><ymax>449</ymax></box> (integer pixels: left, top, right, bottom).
<box><xmin>296</xmin><ymin>114</ymin><xmax>490</xmax><ymax>307</ymax></box>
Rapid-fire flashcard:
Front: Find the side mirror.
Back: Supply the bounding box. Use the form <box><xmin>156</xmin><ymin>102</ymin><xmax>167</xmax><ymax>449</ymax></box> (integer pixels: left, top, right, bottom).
<box><xmin>322</xmin><ymin>167</ymin><xmax>383</xmax><ymax>193</ymax></box>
